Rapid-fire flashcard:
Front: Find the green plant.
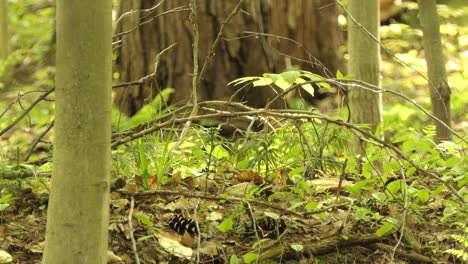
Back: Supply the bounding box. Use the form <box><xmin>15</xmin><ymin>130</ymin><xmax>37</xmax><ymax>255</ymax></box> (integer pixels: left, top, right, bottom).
<box><xmin>112</xmin><ymin>88</ymin><xmax>175</xmax><ymax>131</ymax></box>
<box><xmin>444</xmin><ymin>222</ymin><xmax>468</xmax><ymax>262</ymax></box>
<box><xmin>0</xmin><ymin>194</ymin><xmax>14</xmax><ymax>212</ymax></box>
<box><xmin>228</xmin><ymin>69</ymin><xmax>331</xmax><ymax>98</ymax></box>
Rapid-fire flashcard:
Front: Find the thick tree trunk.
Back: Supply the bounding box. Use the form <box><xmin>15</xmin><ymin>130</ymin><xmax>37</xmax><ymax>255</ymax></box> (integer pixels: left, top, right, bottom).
<box><xmin>114</xmin><ymin>0</ymin><xmax>341</xmax><ymax>116</ymax></box>
<box><xmin>42</xmin><ymin>0</ymin><xmax>112</xmax><ymax>263</ymax></box>
<box><xmin>0</xmin><ymin>0</ymin><xmax>7</xmax><ymax>60</ymax></box>
<box><xmin>417</xmin><ymin>0</ymin><xmax>451</xmax><ymax>142</ymax></box>
<box><xmin>348</xmin><ymin>0</ymin><xmax>383</xmax><ymax>154</ymax></box>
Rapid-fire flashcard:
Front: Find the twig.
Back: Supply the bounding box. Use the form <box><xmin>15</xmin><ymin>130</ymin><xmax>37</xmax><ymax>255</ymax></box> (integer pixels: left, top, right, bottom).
<box><xmin>245</xmin><ymin>201</ymin><xmax>262</xmax><ymax>264</ymax></box>
<box><xmin>112</xmin><ymin>43</ymin><xmax>177</xmax><ymax>89</ymax></box>
<box><xmin>196</xmin><ymin>0</ymin><xmax>245</xmax><ymax>86</ymax></box>
<box><xmin>114</xmin><ymin>0</ymin><xmax>165</xmax><ymax>27</ymax></box>
<box><xmin>386</xmin><ymin>150</ymin><xmax>409</xmax><ymax>262</ymax></box>
<box><xmin>0</xmin><ymin>88</ymin><xmax>54</xmax><ymax>137</ymax></box>
<box><xmin>128</xmin><ymin>197</ymin><xmax>141</xmax><ymax>264</ymax></box>
<box><xmin>111</xmin><ymin>80</ymin><xmax>145</xmax><ymax>89</ymax></box>
<box><xmin>171</xmin><ymin>0</ymin><xmax>200</xmax><ymax>153</ymax></box>
<box><xmin>193</xmin><ymin>199</ymin><xmax>201</xmax><ymax>263</ymax></box>
<box><xmin>0</xmin><ymin>101</ymin><xmax>15</xmax><ymax>119</ymax></box>
<box><xmin>24</xmin><ymin>120</ymin><xmax>54</xmax><ymax>162</ymax></box>
<box><xmin>113</xmin><ymin>5</ymin><xmax>189</xmax><ymax>39</ymax></box>
<box><xmin>335</xmin><ymin>158</ymin><xmax>348</xmax><ymax>201</ymax></box>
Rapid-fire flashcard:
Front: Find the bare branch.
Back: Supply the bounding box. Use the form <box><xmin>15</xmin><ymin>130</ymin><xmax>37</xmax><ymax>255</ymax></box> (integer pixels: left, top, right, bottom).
<box><xmin>0</xmin><ymin>88</ymin><xmax>54</xmax><ymax>137</ymax></box>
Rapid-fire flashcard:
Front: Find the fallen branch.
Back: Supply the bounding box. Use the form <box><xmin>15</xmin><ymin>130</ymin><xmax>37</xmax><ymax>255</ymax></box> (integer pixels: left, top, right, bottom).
<box><xmin>370</xmin><ymin>243</ymin><xmax>433</xmax><ymax>263</ymax></box>
<box><xmin>258</xmin><ymin>233</ymin><xmax>383</xmax><ymax>261</ymax></box>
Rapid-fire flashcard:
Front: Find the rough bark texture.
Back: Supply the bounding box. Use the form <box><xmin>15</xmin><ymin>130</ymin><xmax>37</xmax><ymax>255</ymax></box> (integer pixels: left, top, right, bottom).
<box><xmin>0</xmin><ymin>0</ymin><xmax>7</xmax><ymax>60</ymax></box>
<box><xmin>42</xmin><ymin>0</ymin><xmax>112</xmax><ymax>263</ymax></box>
<box><xmin>348</xmin><ymin>0</ymin><xmax>383</xmax><ymax>153</ymax></box>
<box><xmin>114</xmin><ymin>0</ymin><xmax>341</xmax><ymax>116</ymax></box>
<box><xmin>417</xmin><ymin>0</ymin><xmax>451</xmax><ymax>142</ymax></box>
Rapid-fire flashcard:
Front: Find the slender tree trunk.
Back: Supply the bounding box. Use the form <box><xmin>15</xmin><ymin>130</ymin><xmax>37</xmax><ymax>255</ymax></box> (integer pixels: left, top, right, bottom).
<box><xmin>0</xmin><ymin>0</ymin><xmax>7</xmax><ymax>60</ymax></box>
<box><xmin>348</xmin><ymin>0</ymin><xmax>383</xmax><ymax>154</ymax></box>
<box><xmin>42</xmin><ymin>0</ymin><xmax>112</xmax><ymax>263</ymax></box>
<box><xmin>417</xmin><ymin>0</ymin><xmax>451</xmax><ymax>142</ymax></box>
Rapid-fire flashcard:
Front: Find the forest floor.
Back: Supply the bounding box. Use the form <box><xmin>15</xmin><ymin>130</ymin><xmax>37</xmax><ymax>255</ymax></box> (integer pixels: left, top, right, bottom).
<box><xmin>0</xmin><ymin>168</ymin><xmax>458</xmax><ymax>264</ymax></box>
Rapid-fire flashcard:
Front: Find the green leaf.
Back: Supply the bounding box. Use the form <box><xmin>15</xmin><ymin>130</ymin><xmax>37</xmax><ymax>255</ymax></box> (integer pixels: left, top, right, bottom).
<box><xmin>280</xmin><ymin>70</ymin><xmax>300</xmax><ymax>84</ymax></box>
<box><xmin>289</xmin><ymin>201</ymin><xmax>306</xmax><ymax>210</ymax></box>
<box><xmin>376</xmin><ymin>221</ymin><xmax>394</xmax><ymax>237</ymax></box>
<box><xmin>386</xmin><ymin>180</ymin><xmax>403</xmax><ymax>196</ymax></box>
<box><xmin>210</xmin><ymin>145</ymin><xmax>230</xmax><ymax>160</ymax></box>
<box><xmin>217</xmin><ymin>217</ymin><xmax>234</xmax><ymax>233</ymax></box>
<box><xmin>0</xmin><ymin>194</ymin><xmax>13</xmax><ymax>203</ymax></box>
<box><xmin>267</xmin><ymin>192</ymin><xmax>283</xmax><ymax>201</ymax></box>
<box><xmin>301</xmin><ymin>71</ymin><xmax>330</xmax><ymax>89</ymax></box>
<box><xmin>305</xmin><ymin>201</ymin><xmax>319</xmax><ymax>211</ymax></box>
<box><xmin>227</xmin><ymin>76</ymin><xmax>259</xmax><ymax>86</ymax></box>
<box><xmin>288</xmin><ymin>167</ymin><xmax>304</xmax><ymax>177</ymax></box>
<box><xmin>274</xmin><ymin>78</ymin><xmax>291</xmax><ymax>90</ymax></box>
<box><xmin>355</xmin><ymin>207</ymin><xmax>373</xmax><ymax>221</ymax></box>
<box><xmin>252</xmin><ymin>77</ymin><xmax>273</xmax><ymax>86</ymax></box>
<box><xmin>405</xmin><ymin>167</ymin><xmax>416</xmax><ymax>176</ymax></box>
<box><xmin>243</xmin><ymin>252</ymin><xmax>258</xmax><ymax>264</ymax></box>
<box><xmin>295</xmin><ymin>77</ymin><xmax>315</xmax><ymax>96</ymax></box>
<box><xmin>137</xmin><ymin>140</ymin><xmax>148</xmax><ymax>175</ymax></box>
<box><xmin>263</xmin><ymin>73</ymin><xmax>281</xmax><ymax>82</ymax></box>
<box><xmin>372</xmin><ymin>192</ymin><xmax>387</xmax><ymax>201</ymax></box>
<box><xmin>336</xmin><ymin>70</ymin><xmax>352</xmax><ymax>79</ymax></box>
<box><xmin>442</xmin><ymin>207</ymin><xmax>457</xmax><ymax>218</ymax></box>
<box><xmin>137</xmin><ymin>234</ymin><xmax>155</xmax><ymax>242</ymax></box>
<box><xmin>229</xmin><ymin>255</ymin><xmax>239</xmax><ymax>264</ymax></box>
<box><xmin>124</xmin><ymin>88</ymin><xmax>174</xmax><ymax>129</ymax></box>
<box><xmin>317</xmin><ymin>81</ymin><xmax>331</xmax><ymax>89</ymax></box>
<box><xmin>383</xmin><ymin>162</ymin><xmax>394</xmax><ymax>174</ymax></box>
<box><xmin>264</xmin><ymin>211</ymin><xmax>280</xmax><ymax>220</ymax></box>
<box><xmin>301</xmin><ymin>83</ymin><xmax>315</xmax><ymax>96</ymax></box>
<box><xmin>0</xmin><ymin>204</ymin><xmax>9</xmax><ymax>211</ymax></box>
<box><xmin>252</xmin><ymin>238</ymin><xmax>271</xmax><ymax>249</ymax></box>
<box><xmin>134</xmin><ymin>214</ymin><xmax>154</xmax><ymax>228</ymax></box>
<box><xmin>300</xmin><ymin>71</ymin><xmax>321</xmax><ymax>80</ymax></box>
<box><xmin>290</xmin><ymin>244</ymin><xmax>304</xmax><ymax>252</ymax></box>
<box><xmin>431</xmin><ymin>184</ymin><xmax>446</xmax><ymax>197</ymax></box>
<box><xmin>346</xmin><ymin>180</ymin><xmax>369</xmax><ymax>197</ymax></box>
<box><xmin>416</xmin><ymin>189</ymin><xmax>430</xmax><ymax>203</ymax></box>
<box><xmin>336</xmin><ymin>70</ymin><xmax>344</xmax><ymax>79</ymax></box>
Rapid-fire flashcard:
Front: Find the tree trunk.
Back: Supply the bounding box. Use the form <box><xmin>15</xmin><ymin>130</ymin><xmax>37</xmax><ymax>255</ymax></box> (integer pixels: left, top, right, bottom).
<box><xmin>417</xmin><ymin>0</ymin><xmax>451</xmax><ymax>142</ymax></box>
<box><xmin>114</xmin><ymin>0</ymin><xmax>341</xmax><ymax>116</ymax></box>
<box><xmin>42</xmin><ymin>0</ymin><xmax>112</xmax><ymax>263</ymax></box>
<box><xmin>348</xmin><ymin>0</ymin><xmax>383</xmax><ymax>154</ymax></box>
<box><xmin>0</xmin><ymin>0</ymin><xmax>7</xmax><ymax>60</ymax></box>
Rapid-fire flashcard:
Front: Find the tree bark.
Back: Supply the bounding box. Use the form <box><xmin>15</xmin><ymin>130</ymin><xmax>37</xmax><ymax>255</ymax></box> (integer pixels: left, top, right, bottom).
<box><xmin>0</xmin><ymin>0</ymin><xmax>7</xmax><ymax>60</ymax></box>
<box><xmin>348</xmin><ymin>0</ymin><xmax>383</xmax><ymax>154</ymax></box>
<box><xmin>417</xmin><ymin>0</ymin><xmax>451</xmax><ymax>142</ymax></box>
<box><xmin>42</xmin><ymin>0</ymin><xmax>112</xmax><ymax>263</ymax></box>
<box><xmin>114</xmin><ymin>0</ymin><xmax>341</xmax><ymax>116</ymax></box>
